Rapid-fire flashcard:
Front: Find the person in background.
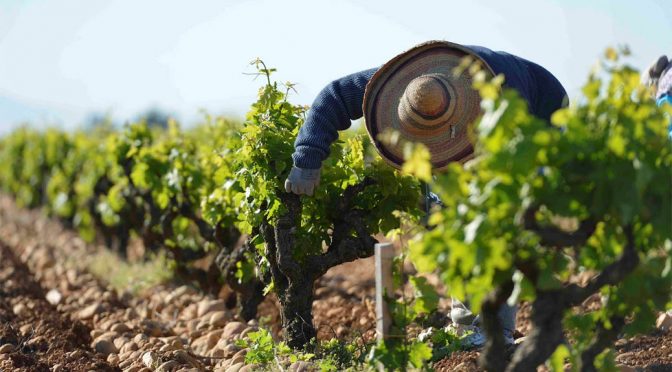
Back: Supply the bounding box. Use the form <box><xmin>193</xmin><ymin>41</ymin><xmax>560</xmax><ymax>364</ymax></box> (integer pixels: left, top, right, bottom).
<box><xmin>642</xmin><ymin>55</ymin><xmax>672</xmax><ymax>137</ymax></box>
<box><xmin>284</xmin><ymin>41</ymin><xmax>568</xmax><ymax>348</ymax></box>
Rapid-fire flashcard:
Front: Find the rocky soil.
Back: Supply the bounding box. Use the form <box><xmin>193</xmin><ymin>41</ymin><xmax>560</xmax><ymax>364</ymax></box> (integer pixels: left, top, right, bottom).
<box><xmin>0</xmin><ymin>194</ymin><xmax>670</xmax><ymax>371</ymax></box>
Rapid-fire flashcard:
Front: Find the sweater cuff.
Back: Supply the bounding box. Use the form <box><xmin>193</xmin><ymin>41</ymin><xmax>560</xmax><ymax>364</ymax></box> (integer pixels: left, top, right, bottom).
<box><xmin>292</xmin><ymin>145</ymin><xmax>326</xmax><ymax>169</ymax></box>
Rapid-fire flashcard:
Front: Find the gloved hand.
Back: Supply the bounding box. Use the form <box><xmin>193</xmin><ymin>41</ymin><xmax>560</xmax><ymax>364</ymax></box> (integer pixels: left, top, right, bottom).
<box><xmin>658</xmin><ymin>63</ymin><xmax>672</xmax><ymax>100</ymax></box>
<box><xmin>642</xmin><ymin>55</ymin><xmax>671</xmax><ymax>99</ymax></box>
<box><xmin>284</xmin><ymin>166</ymin><xmax>321</xmax><ymax>196</ymax></box>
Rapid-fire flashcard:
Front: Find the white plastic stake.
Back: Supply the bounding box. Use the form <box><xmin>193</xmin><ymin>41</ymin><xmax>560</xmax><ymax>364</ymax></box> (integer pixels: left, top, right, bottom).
<box><xmin>375</xmin><ymin>242</ymin><xmax>395</xmax><ymax>341</ymax></box>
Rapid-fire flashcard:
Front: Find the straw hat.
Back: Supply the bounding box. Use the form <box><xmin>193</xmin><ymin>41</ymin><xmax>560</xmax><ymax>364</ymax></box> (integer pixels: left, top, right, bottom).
<box><xmin>363</xmin><ymin>40</ymin><xmax>495</xmax><ymax>170</ymax></box>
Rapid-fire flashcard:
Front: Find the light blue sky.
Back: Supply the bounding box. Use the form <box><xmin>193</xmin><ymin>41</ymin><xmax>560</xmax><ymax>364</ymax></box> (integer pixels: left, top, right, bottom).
<box><xmin>0</xmin><ymin>0</ymin><xmax>670</xmax><ymax>135</ymax></box>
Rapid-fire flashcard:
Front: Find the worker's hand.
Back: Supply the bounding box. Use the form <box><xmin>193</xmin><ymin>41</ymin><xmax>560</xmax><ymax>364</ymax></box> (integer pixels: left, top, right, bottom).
<box><xmin>642</xmin><ymin>55</ymin><xmax>670</xmax><ymax>93</ymax></box>
<box><xmin>658</xmin><ymin>64</ymin><xmax>672</xmax><ymax>99</ymax></box>
<box><xmin>284</xmin><ymin>166</ymin><xmax>321</xmax><ymax>196</ymax></box>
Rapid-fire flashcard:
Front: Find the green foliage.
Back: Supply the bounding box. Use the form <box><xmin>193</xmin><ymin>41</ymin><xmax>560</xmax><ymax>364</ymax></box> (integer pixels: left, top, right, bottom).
<box><xmin>368</xmin><ymin>256</ymin><xmax>441</xmax><ymax>371</ymax></box>
<box><xmin>410</xmin><ymin>49</ymin><xmax>672</xmax><ymax>368</ymax></box>
<box><xmin>369</xmin><ymin>339</ymin><xmax>432</xmax><ymax>371</ymax></box>
<box><xmin>314</xmin><ymin>338</ymin><xmax>362</xmax><ymax>371</ymax></box>
<box><xmin>3</xmin><ymin>50</ymin><xmax>669</xmax><ymax>370</ymax></box>
<box><xmin>231</xmin><ymin>60</ymin><xmax>422</xmax><ymax>259</ymax></box>
<box><xmin>427</xmin><ymin>327</ymin><xmax>466</xmax><ymax>362</ymax></box>
<box><xmin>0</xmin><ymin>113</ymin><xmax>243</xmax><ymax>276</ymax></box>
<box><xmin>235</xmin><ymin>328</ymin><xmax>315</xmax><ymax>366</ymax></box>
<box><xmin>235</xmin><ymin>328</ymin><xmax>283</xmax><ymax>364</ymax></box>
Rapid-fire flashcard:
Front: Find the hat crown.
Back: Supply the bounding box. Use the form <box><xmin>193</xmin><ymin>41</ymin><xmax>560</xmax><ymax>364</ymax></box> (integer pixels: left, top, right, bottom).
<box><xmin>403</xmin><ymin>75</ymin><xmax>450</xmax><ymax>119</ymax></box>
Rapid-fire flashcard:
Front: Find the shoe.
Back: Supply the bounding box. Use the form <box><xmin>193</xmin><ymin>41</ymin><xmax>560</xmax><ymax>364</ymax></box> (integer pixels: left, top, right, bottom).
<box><xmin>450</xmin><ymin>299</ymin><xmax>477</xmax><ymax>326</ymax></box>
<box><xmin>461</xmin><ymin>327</ymin><xmax>515</xmax><ymax>349</ymax></box>
<box><xmin>460</xmin><ymin>327</ymin><xmax>487</xmax><ymax>348</ymax></box>
<box><xmin>445</xmin><ymin>322</ymin><xmax>515</xmax><ymax>349</ymax></box>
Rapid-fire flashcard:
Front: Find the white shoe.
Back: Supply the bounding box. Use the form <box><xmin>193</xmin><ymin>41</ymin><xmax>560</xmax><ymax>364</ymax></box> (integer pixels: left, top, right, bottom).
<box><xmin>461</xmin><ymin>327</ymin><xmax>487</xmax><ymax>348</ymax></box>
<box><xmin>445</xmin><ymin>323</ymin><xmax>515</xmax><ymax>349</ymax></box>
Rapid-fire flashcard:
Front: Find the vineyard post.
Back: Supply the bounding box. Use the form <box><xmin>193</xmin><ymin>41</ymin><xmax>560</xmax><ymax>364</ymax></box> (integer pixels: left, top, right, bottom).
<box><xmin>375</xmin><ymin>242</ymin><xmax>394</xmax><ymax>341</ymax></box>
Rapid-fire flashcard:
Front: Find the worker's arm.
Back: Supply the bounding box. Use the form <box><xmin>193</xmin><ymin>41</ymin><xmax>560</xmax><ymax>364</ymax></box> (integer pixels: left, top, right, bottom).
<box><xmin>285</xmin><ymin>67</ymin><xmax>378</xmax><ymax>196</ymax></box>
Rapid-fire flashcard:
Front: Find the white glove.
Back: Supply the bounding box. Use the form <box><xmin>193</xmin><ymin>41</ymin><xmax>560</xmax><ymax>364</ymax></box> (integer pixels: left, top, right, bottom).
<box><xmin>284</xmin><ymin>166</ymin><xmax>321</xmax><ymax>196</ymax></box>
<box><xmin>642</xmin><ymin>55</ymin><xmax>670</xmax><ymax>96</ymax></box>
<box><xmin>658</xmin><ymin>64</ymin><xmax>672</xmax><ymax>100</ymax></box>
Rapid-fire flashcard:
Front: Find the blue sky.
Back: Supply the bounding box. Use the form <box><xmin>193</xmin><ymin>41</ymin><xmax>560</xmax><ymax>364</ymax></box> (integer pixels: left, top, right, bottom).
<box><xmin>0</xmin><ymin>0</ymin><xmax>670</xmax><ymax>135</ymax></box>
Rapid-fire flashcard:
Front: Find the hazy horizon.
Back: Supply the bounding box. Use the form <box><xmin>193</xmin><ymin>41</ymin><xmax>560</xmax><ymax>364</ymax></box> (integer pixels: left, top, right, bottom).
<box><xmin>1</xmin><ymin>0</ymin><xmax>670</xmax><ymax>135</ymax></box>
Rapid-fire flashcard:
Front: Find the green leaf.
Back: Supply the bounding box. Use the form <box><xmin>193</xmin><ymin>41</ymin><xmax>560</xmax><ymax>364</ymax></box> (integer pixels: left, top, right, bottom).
<box><xmin>408</xmin><ymin>341</ymin><xmax>432</xmax><ymax>368</ymax></box>
<box><xmin>409</xmin><ymin>276</ymin><xmax>439</xmax><ymax>314</ymax></box>
<box><xmin>549</xmin><ymin>344</ymin><xmax>570</xmax><ymax>372</ymax></box>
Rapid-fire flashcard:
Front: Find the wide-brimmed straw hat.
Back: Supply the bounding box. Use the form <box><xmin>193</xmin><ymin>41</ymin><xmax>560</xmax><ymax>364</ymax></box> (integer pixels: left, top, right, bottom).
<box><xmin>363</xmin><ymin>40</ymin><xmax>495</xmax><ymax>170</ymax></box>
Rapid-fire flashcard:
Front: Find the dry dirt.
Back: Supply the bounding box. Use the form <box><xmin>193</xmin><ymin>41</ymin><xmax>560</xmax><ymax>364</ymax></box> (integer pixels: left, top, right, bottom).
<box><xmin>0</xmin><ymin>195</ymin><xmax>670</xmax><ymax>372</ymax></box>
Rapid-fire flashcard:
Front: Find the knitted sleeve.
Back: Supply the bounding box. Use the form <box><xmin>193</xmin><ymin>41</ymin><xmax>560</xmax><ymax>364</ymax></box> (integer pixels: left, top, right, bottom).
<box><xmin>292</xmin><ymin>67</ymin><xmax>378</xmax><ymax>169</ymax></box>
<box><xmin>526</xmin><ymin>61</ymin><xmax>568</xmax><ymax>122</ymax></box>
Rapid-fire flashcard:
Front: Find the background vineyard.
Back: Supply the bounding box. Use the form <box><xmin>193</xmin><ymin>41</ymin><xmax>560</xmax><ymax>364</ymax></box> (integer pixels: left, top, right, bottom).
<box><xmin>0</xmin><ymin>52</ymin><xmax>670</xmax><ymax>371</ymax></box>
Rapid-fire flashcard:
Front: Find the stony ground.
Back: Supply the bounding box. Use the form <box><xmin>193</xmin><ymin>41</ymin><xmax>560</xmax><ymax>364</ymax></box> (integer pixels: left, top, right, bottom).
<box><xmin>0</xmin><ymin>195</ymin><xmax>670</xmax><ymax>371</ymax></box>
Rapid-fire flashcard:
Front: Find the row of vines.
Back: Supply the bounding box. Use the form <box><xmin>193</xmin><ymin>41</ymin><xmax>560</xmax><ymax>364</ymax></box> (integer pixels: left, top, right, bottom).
<box><xmin>0</xmin><ymin>52</ymin><xmax>671</xmax><ymax>371</ymax></box>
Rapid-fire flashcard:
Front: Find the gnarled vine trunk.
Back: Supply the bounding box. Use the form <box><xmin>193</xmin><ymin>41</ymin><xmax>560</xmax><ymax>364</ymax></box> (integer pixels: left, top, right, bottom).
<box><xmin>262</xmin><ymin>179</ymin><xmax>377</xmax><ymax>349</ymax></box>
<box><xmin>491</xmin><ymin>213</ymin><xmax>640</xmax><ymax>372</ymax></box>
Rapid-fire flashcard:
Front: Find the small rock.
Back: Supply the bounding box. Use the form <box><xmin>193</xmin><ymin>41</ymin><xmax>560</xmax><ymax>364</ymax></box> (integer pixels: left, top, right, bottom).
<box><xmin>159</xmin><ymin>343</ymin><xmax>175</xmax><ymax>353</ymax></box>
<box><xmin>171</xmin><ymin>349</ymin><xmax>201</xmax><ymax>368</ymax></box>
<box><xmin>26</xmin><ymin>336</ymin><xmax>46</xmax><ymax>350</ymax></box>
<box><xmin>209</xmin><ymin>311</ymin><xmax>229</xmax><ymax>328</ymax></box>
<box><xmin>325</xmin><ymin>308</ymin><xmax>341</xmax><ymax>318</ymax></box>
<box><xmin>52</xmin><ymin>363</ymin><xmax>64</xmax><ymax>372</ymax></box>
<box><xmin>226</xmin><ymin>362</ymin><xmax>245</xmax><ymax>372</ymax></box>
<box><xmin>118</xmin><ymin>356</ymin><xmax>135</xmax><ymax>369</ymax></box>
<box><xmin>142</xmin><ymin>351</ymin><xmax>157</xmax><ymax>368</ymax></box>
<box><xmin>119</xmin><ymin>341</ymin><xmax>138</xmax><ymax>354</ymax></box>
<box><xmin>156</xmin><ymin>360</ymin><xmax>179</xmax><ymax>372</ymax></box>
<box><xmin>45</xmin><ymin>289</ymin><xmax>62</xmax><ymax>305</ymax></box>
<box><xmin>165</xmin><ymin>285</ymin><xmax>192</xmax><ymax>303</ymax></box>
<box><xmin>657</xmin><ymin>312</ymin><xmax>672</xmax><ymax>331</ymax></box>
<box><xmin>617</xmin><ymin>365</ymin><xmax>637</xmax><ymax>372</ymax></box>
<box><xmin>95</xmin><ymin>331</ymin><xmax>119</xmax><ymax>342</ymax></box>
<box><xmin>19</xmin><ymin>324</ymin><xmax>32</xmax><ymax>335</ymax></box>
<box><xmin>12</xmin><ymin>303</ymin><xmax>27</xmax><ymax>317</ymax></box>
<box><xmin>239</xmin><ymin>365</ymin><xmax>258</xmax><ymax>372</ymax></box>
<box><xmin>209</xmin><ymin>348</ymin><xmax>226</xmax><ymax>358</ymax></box>
<box><xmin>197</xmin><ymin>299</ymin><xmax>226</xmax><ymax>317</ymax></box>
<box><xmin>222</xmin><ymin>322</ymin><xmax>247</xmax><ymax>340</ymax></box>
<box><xmin>133</xmin><ymin>333</ymin><xmax>148</xmax><ymax>344</ymax></box>
<box><xmin>0</xmin><ymin>344</ymin><xmax>15</xmax><ymax>354</ymax></box>
<box><xmin>77</xmin><ymin>303</ymin><xmax>103</xmax><ymax>320</ymax></box>
<box><xmin>229</xmin><ymin>348</ymin><xmax>248</xmax><ymax>366</ymax></box>
<box><xmin>111</xmin><ymin>323</ymin><xmax>131</xmax><ymax>333</ymax></box>
<box><xmin>93</xmin><ymin>339</ymin><xmax>118</xmax><ymax>355</ymax></box>
<box><xmin>113</xmin><ymin>336</ymin><xmax>129</xmax><ymax>350</ymax></box>
<box><xmin>289</xmin><ymin>361</ymin><xmax>314</xmax><ymax>372</ymax></box>
<box><xmin>222</xmin><ymin>343</ymin><xmax>240</xmax><ymax>358</ymax></box>
<box><xmin>67</xmin><ymin>349</ymin><xmax>85</xmax><ymax>359</ymax></box>
<box><xmin>615</xmin><ymin>352</ymin><xmax>634</xmax><ymax>363</ymax></box>
<box><xmin>241</xmin><ymin>326</ymin><xmax>258</xmax><ymax>338</ymax></box>
<box><xmin>140</xmin><ymin>319</ymin><xmax>165</xmax><ymax>337</ymax></box>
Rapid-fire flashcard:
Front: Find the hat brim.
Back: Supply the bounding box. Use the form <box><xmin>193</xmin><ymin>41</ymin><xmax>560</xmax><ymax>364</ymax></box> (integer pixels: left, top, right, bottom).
<box><xmin>363</xmin><ymin>40</ymin><xmax>495</xmax><ymax>170</ymax></box>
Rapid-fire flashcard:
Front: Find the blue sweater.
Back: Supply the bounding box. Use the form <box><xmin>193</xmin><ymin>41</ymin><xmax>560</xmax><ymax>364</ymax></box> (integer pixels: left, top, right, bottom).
<box><xmin>659</xmin><ymin>94</ymin><xmax>672</xmax><ymax>138</ymax></box>
<box><xmin>293</xmin><ymin>45</ymin><xmax>568</xmax><ymax>169</ymax></box>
